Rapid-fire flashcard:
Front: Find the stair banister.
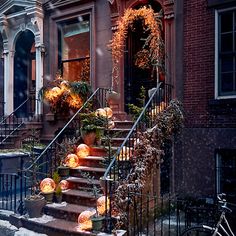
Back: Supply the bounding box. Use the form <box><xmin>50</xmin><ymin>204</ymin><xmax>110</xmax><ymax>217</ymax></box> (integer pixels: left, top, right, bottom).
<box><xmin>26</xmin><ymin>88</ymin><xmax>107</xmax><ymax>171</ymax></box>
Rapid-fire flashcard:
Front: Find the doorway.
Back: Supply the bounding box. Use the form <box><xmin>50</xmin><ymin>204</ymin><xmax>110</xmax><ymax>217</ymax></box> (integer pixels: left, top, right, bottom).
<box><xmin>14</xmin><ymin>30</ymin><xmax>35</xmax><ymax>117</ymax></box>
<box><xmin>124</xmin><ymin>2</ymin><xmax>163</xmax><ymax>110</ymax></box>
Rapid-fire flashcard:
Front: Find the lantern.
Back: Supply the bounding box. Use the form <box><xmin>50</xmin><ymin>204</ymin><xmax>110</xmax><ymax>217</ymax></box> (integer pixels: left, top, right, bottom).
<box><xmin>97</xmin><ymin>196</ymin><xmax>110</xmax><ymax>215</ymax></box>
<box><xmin>103</xmin><ymin>107</ymin><xmax>113</xmax><ymax>119</ymax></box>
<box><xmin>76</xmin><ymin>144</ymin><xmax>90</xmax><ymax>158</ymax></box>
<box><xmin>65</xmin><ymin>154</ymin><xmax>79</xmax><ymax>168</ymax></box>
<box><xmin>117</xmin><ymin>146</ymin><xmax>131</xmax><ymax>161</ymax></box>
<box><xmin>95</xmin><ymin>108</ymin><xmax>106</xmax><ymax>117</ymax></box>
<box><xmin>40</xmin><ymin>178</ymin><xmax>56</xmax><ymax>193</ymax></box>
<box><xmin>59</xmin><ymin>180</ymin><xmax>69</xmax><ymax>191</ymax></box>
<box><xmin>77</xmin><ymin>210</ymin><xmax>95</xmax><ymax>230</ymax></box>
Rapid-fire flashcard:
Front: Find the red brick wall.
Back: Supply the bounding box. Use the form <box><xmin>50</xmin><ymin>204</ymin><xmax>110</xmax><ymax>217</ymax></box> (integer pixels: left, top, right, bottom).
<box><xmin>183</xmin><ymin>0</ymin><xmax>215</xmax><ymax>127</ymax></box>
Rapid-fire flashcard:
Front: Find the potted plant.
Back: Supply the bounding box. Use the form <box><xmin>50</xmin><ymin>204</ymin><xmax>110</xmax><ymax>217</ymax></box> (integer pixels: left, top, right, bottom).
<box><xmin>22</xmin><ymin>129</ymin><xmax>46</xmax><ymax>218</ymax></box>
<box><xmin>79</xmin><ymin>112</ymin><xmax>107</xmax><ymax>146</ymax></box>
<box><xmin>52</xmin><ymin>171</ymin><xmax>63</xmax><ymax>203</ymax></box>
<box><xmin>38</xmin><ymin>74</ymin><xmax>91</xmax><ymax>115</ymax></box>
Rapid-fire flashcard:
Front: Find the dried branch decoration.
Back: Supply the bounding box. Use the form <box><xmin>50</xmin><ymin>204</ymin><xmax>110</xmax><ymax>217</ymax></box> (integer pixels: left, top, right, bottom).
<box><xmin>109</xmin><ymin>6</ymin><xmax>164</xmax><ymax>89</ymax></box>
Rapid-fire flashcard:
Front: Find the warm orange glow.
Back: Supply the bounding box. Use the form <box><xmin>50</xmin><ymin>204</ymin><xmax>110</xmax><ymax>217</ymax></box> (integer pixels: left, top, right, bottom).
<box><xmin>76</xmin><ymin>144</ymin><xmax>90</xmax><ymax>158</ymax></box>
<box><xmin>117</xmin><ymin>146</ymin><xmax>132</xmax><ymax>161</ymax></box>
<box><xmin>104</xmin><ymin>107</ymin><xmax>113</xmax><ymax>119</ymax></box>
<box><xmin>65</xmin><ymin>154</ymin><xmax>79</xmax><ymax>168</ymax></box>
<box><xmin>97</xmin><ymin>196</ymin><xmax>110</xmax><ymax>215</ymax></box>
<box><xmin>78</xmin><ymin>210</ymin><xmax>95</xmax><ymax>231</ymax></box>
<box><xmin>108</xmin><ymin>120</ymin><xmax>115</xmax><ymax>129</ymax></box>
<box><xmin>66</xmin><ymin>94</ymin><xmax>83</xmax><ymax>109</ymax></box>
<box><xmin>95</xmin><ymin>108</ymin><xmax>106</xmax><ymax>117</ymax></box>
<box><xmin>40</xmin><ymin>178</ymin><xmax>56</xmax><ymax>193</ymax></box>
<box><xmin>150</xmin><ymin>102</ymin><xmax>166</xmax><ymax>117</ymax></box>
<box><xmin>45</xmin><ymin>86</ymin><xmax>63</xmax><ymax>102</ymax></box>
<box><xmin>59</xmin><ymin>180</ymin><xmax>69</xmax><ymax>190</ymax></box>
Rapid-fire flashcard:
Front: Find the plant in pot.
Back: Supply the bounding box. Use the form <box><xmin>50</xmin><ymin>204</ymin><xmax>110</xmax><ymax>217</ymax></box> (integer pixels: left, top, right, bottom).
<box><xmin>79</xmin><ymin>112</ymin><xmax>107</xmax><ymax>146</ymax></box>
<box><xmin>22</xmin><ymin>130</ymin><xmax>46</xmax><ymax>218</ymax></box>
<box><xmin>78</xmin><ymin>171</ymin><xmax>105</xmax><ymax>232</ymax></box>
<box><xmin>55</xmin><ymin>137</ymin><xmax>78</xmax><ymax>177</ymax></box>
<box><xmin>52</xmin><ymin>171</ymin><xmax>63</xmax><ymax>203</ymax></box>
<box><xmin>38</xmin><ymin>74</ymin><xmax>91</xmax><ymax>115</ymax></box>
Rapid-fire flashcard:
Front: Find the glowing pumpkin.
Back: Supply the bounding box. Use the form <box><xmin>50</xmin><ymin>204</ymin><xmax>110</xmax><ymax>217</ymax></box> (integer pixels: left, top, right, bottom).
<box><xmin>97</xmin><ymin>196</ymin><xmax>110</xmax><ymax>215</ymax></box>
<box><xmin>40</xmin><ymin>178</ymin><xmax>56</xmax><ymax>193</ymax></box>
<box><xmin>103</xmin><ymin>107</ymin><xmax>113</xmax><ymax>118</ymax></box>
<box><xmin>108</xmin><ymin>120</ymin><xmax>115</xmax><ymax>129</ymax></box>
<box><xmin>65</xmin><ymin>154</ymin><xmax>79</xmax><ymax>168</ymax></box>
<box><xmin>59</xmin><ymin>180</ymin><xmax>69</xmax><ymax>190</ymax></box>
<box><xmin>76</xmin><ymin>144</ymin><xmax>90</xmax><ymax>158</ymax></box>
<box><xmin>95</xmin><ymin>108</ymin><xmax>106</xmax><ymax>117</ymax></box>
<box><xmin>78</xmin><ymin>210</ymin><xmax>95</xmax><ymax>230</ymax></box>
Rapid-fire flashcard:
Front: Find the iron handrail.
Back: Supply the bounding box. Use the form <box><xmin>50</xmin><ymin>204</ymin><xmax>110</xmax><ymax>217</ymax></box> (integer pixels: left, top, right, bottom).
<box><xmin>0</xmin><ymin>98</ymin><xmax>29</xmax><ymax>125</ymax></box>
<box><xmin>26</xmin><ymin>88</ymin><xmax>107</xmax><ymax>170</ymax></box>
<box><xmin>103</xmin><ymin>82</ymin><xmax>163</xmax><ymax>179</ymax></box>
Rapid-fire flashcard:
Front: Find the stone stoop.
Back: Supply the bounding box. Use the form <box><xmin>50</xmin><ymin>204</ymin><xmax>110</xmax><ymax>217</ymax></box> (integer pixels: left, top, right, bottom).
<box><xmin>9</xmin><ymin>119</ymin><xmax>133</xmax><ymax>235</ymax></box>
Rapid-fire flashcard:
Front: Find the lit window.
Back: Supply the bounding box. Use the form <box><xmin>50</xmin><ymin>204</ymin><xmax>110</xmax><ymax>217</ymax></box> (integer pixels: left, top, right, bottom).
<box><xmin>58</xmin><ymin>15</ymin><xmax>90</xmax><ymax>82</ymax></box>
<box><xmin>216</xmin><ymin>9</ymin><xmax>236</xmax><ymax>97</ymax></box>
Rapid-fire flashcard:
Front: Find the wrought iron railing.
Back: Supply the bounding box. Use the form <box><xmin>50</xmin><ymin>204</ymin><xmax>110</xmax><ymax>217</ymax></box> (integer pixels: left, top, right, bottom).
<box><xmin>103</xmin><ymin>82</ymin><xmax>172</xmax><ymax>233</ymax></box>
<box><xmin>0</xmin><ymin>97</ymin><xmax>42</xmax><ymax>146</ymax></box>
<box><xmin>0</xmin><ymin>156</ymin><xmax>28</xmax><ymax>214</ymax></box>
<box><xmin>25</xmin><ymin>87</ymin><xmax>109</xmax><ymax>180</ymax></box>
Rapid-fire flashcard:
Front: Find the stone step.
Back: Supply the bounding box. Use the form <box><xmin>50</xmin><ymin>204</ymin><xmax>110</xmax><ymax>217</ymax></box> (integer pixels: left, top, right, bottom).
<box><xmin>67</xmin><ymin>177</ymin><xmax>101</xmax><ymax>190</ymax></box>
<box><xmin>113</xmin><ymin>120</ymin><xmax>134</xmax><ymax>129</ymax></box>
<box><xmin>44</xmin><ymin>202</ymin><xmax>90</xmax><ymax>222</ymax></box>
<box><xmin>10</xmin><ymin>214</ymin><xmax>97</xmax><ymax>236</ymax></box>
<box><xmin>62</xmin><ymin>189</ymin><xmax>102</xmax><ymax>206</ymax></box>
<box><xmin>78</xmin><ymin>156</ymin><xmax>105</xmax><ymax>168</ymax></box>
<box><xmin>70</xmin><ymin>166</ymin><xmax>106</xmax><ymax>179</ymax></box>
<box><xmin>107</xmin><ymin>128</ymin><xmax>131</xmax><ymax>138</ymax></box>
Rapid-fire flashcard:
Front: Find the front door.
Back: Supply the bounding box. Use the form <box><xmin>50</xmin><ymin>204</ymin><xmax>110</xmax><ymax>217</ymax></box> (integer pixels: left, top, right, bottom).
<box><xmin>124</xmin><ymin>2</ymin><xmax>163</xmax><ymax>111</ymax></box>
<box><xmin>14</xmin><ymin>30</ymin><xmax>35</xmax><ymax>118</ymax></box>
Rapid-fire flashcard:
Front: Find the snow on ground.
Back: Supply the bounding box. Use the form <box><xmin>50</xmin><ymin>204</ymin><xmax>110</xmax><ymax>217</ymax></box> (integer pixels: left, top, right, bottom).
<box><xmin>28</xmin><ymin>214</ymin><xmax>55</xmax><ymax>224</ymax></box>
<box><xmin>0</xmin><ymin>219</ymin><xmax>17</xmax><ymax>231</ymax></box>
<box><xmin>0</xmin><ymin>219</ymin><xmax>49</xmax><ymax>236</ymax></box>
<box><xmin>48</xmin><ymin>201</ymin><xmax>67</xmax><ymax>208</ymax></box>
<box><xmin>14</xmin><ymin>228</ymin><xmax>48</xmax><ymax>236</ymax></box>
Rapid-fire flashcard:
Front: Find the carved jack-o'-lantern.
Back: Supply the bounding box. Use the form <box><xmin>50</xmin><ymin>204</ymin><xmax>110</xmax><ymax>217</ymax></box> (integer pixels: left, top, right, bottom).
<box><xmin>76</xmin><ymin>144</ymin><xmax>90</xmax><ymax>158</ymax></box>
<box><xmin>77</xmin><ymin>210</ymin><xmax>95</xmax><ymax>230</ymax></box>
<box><xmin>95</xmin><ymin>108</ymin><xmax>106</xmax><ymax>117</ymax></box>
<box><xmin>103</xmin><ymin>107</ymin><xmax>113</xmax><ymax>119</ymax></box>
<box><xmin>65</xmin><ymin>154</ymin><xmax>79</xmax><ymax>168</ymax></box>
<box><xmin>40</xmin><ymin>178</ymin><xmax>56</xmax><ymax>193</ymax></box>
<box><xmin>97</xmin><ymin>196</ymin><xmax>110</xmax><ymax>215</ymax></box>
<box><xmin>59</xmin><ymin>180</ymin><xmax>69</xmax><ymax>190</ymax></box>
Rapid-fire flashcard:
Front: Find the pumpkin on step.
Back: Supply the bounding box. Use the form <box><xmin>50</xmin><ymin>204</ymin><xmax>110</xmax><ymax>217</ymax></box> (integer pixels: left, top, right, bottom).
<box><xmin>78</xmin><ymin>210</ymin><xmax>96</xmax><ymax>230</ymax></box>
<box><xmin>65</xmin><ymin>154</ymin><xmax>79</xmax><ymax>168</ymax></box>
<box><xmin>76</xmin><ymin>144</ymin><xmax>90</xmax><ymax>158</ymax></box>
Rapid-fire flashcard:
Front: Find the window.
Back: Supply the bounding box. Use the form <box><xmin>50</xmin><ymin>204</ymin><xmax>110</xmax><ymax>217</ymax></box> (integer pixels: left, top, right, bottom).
<box><xmin>216</xmin><ymin>149</ymin><xmax>236</xmax><ymax>203</ymax></box>
<box><xmin>216</xmin><ymin>9</ymin><xmax>236</xmax><ymax>98</ymax></box>
<box><xmin>58</xmin><ymin>15</ymin><xmax>90</xmax><ymax>82</ymax></box>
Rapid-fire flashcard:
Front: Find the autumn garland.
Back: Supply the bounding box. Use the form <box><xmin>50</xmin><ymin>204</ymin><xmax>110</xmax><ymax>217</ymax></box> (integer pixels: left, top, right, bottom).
<box><xmin>113</xmin><ymin>100</ymin><xmax>184</xmax><ymax>229</ymax></box>
<box><xmin>109</xmin><ymin>6</ymin><xmax>164</xmax><ymax>90</ymax></box>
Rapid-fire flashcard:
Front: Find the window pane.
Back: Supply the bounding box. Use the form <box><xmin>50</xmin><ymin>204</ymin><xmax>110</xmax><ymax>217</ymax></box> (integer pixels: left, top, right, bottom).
<box><xmin>62</xmin><ymin>58</ymin><xmax>90</xmax><ymax>82</ymax></box>
<box><xmin>221</xmin><ymin>33</ymin><xmax>233</xmax><ymax>52</ymax></box>
<box><xmin>221</xmin><ymin>55</ymin><xmax>233</xmax><ymax>72</ymax></box>
<box><xmin>221</xmin><ymin>72</ymin><xmax>234</xmax><ymax>92</ymax></box>
<box><xmin>220</xmin><ymin>12</ymin><xmax>233</xmax><ymax>33</ymax></box>
<box><xmin>61</xmin><ymin>16</ymin><xmax>90</xmax><ymax>60</ymax></box>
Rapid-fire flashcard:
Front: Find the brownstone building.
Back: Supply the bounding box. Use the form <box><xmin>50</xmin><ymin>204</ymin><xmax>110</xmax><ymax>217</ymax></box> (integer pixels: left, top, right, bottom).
<box><xmin>0</xmin><ymin>0</ymin><xmax>235</xmax><ymax>202</ymax></box>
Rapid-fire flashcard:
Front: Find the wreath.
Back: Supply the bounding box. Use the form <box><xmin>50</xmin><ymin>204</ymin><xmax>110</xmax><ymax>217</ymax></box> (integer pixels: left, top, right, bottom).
<box><xmin>109</xmin><ymin>6</ymin><xmax>164</xmax><ymax>89</ymax></box>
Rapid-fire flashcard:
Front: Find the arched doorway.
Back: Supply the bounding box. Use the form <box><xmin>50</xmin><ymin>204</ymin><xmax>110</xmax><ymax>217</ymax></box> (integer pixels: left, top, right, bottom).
<box><xmin>124</xmin><ymin>2</ymin><xmax>163</xmax><ymax>110</ymax></box>
<box><xmin>14</xmin><ymin>30</ymin><xmax>35</xmax><ymax>117</ymax></box>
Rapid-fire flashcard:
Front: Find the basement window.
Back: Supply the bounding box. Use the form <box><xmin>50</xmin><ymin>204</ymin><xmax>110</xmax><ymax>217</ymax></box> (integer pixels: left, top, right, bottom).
<box><xmin>216</xmin><ymin>149</ymin><xmax>236</xmax><ymax>203</ymax></box>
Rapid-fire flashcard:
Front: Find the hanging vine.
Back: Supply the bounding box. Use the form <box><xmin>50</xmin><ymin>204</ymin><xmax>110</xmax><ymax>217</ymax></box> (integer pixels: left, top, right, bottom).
<box><xmin>109</xmin><ymin>6</ymin><xmax>164</xmax><ymax>90</ymax></box>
